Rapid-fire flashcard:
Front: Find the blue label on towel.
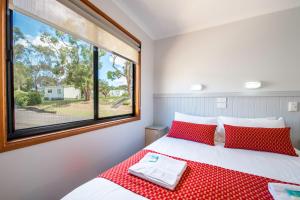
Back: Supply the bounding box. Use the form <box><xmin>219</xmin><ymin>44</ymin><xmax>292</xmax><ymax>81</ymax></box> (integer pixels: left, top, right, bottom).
<box><xmin>149</xmin><ymin>155</ymin><xmax>159</xmax><ymax>162</ymax></box>
<box><xmin>286</xmin><ymin>189</ymin><xmax>300</xmax><ymax>197</ymax></box>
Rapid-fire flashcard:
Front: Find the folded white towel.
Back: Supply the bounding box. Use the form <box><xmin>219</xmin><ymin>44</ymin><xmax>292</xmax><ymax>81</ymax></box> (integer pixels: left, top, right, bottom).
<box><xmin>268</xmin><ymin>183</ymin><xmax>300</xmax><ymax>200</ymax></box>
<box><xmin>128</xmin><ymin>152</ymin><xmax>187</xmax><ymax>190</ymax></box>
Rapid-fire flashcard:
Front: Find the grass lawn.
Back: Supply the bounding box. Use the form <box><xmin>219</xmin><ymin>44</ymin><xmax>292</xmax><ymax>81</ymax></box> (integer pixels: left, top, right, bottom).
<box><xmin>26</xmin><ymin>97</ymin><xmax>132</xmax><ymax>118</ymax></box>
<box><xmin>32</xmin><ymin>99</ymin><xmax>94</xmax><ymax>117</ymax></box>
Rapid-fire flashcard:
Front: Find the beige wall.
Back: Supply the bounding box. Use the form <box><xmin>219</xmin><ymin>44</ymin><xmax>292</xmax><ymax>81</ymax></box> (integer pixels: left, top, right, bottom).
<box><xmin>0</xmin><ymin>1</ymin><xmax>154</xmax><ymax>199</ymax></box>
<box><xmin>154</xmin><ymin>7</ymin><xmax>300</xmax><ymax>94</ymax></box>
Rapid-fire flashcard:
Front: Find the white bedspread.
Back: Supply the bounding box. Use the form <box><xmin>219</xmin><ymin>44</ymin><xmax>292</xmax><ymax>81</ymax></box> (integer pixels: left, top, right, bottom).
<box><xmin>62</xmin><ymin>136</ymin><xmax>300</xmax><ymax>200</ymax></box>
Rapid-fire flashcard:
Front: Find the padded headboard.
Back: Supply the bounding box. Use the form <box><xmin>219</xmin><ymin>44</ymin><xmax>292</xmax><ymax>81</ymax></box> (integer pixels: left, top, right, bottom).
<box><xmin>154</xmin><ymin>91</ymin><xmax>300</xmax><ymax>148</ymax></box>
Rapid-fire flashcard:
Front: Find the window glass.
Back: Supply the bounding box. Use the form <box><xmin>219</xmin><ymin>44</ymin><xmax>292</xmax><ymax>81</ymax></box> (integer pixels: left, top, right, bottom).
<box><xmin>98</xmin><ymin>50</ymin><xmax>134</xmax><ymax>118</ymax></box>
<box><xmin>7</xmin><ymin>0</ymin><xmax>139</xmax><ymax>141</ymax></box>
<box><xmin>13</xmin><ymin>11</ymin><xmax>94</xmax><ymax>130</ymax></box>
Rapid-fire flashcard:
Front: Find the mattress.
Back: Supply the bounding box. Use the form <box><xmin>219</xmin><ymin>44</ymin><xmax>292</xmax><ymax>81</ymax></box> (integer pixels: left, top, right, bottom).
<box><xmin>62</xmin><ymin>136</ymin><xmax>300</xmax><ymax>200</ymax></box>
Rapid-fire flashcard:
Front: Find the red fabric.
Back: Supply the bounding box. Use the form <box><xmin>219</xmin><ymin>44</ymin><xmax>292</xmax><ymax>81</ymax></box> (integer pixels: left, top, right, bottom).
<box><xmin>167</xmin><ymin>120</ymin><xmax>216</xmax><ymax>145</ymax></box>
<box><xmin>224</xmin><ymin>125</ymin><xmax>298</xmax><ymax>156</ymax></box>
<box><xmin>99</xmin><ymin>150</ymin><xmax>297</xmax><ymax>200</ymax></box>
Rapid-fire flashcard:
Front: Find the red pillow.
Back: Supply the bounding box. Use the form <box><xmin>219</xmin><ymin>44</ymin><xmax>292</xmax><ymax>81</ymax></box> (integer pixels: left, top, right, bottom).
<box><xmin>167</xmin><ymin>120</ymin><xmax>217</xmax><ymax>145</ymax></box>
<box><xmin>224</xmin><ymin>124</ymin><xmax>298</xmax><ymax>156</ymax></box>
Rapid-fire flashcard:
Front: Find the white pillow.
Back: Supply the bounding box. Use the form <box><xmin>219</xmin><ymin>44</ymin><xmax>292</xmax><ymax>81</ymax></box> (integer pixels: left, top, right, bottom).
<box><xmin>174</xmin><ymin>112</ymin><xmax>217</xmax><ymax>125</ymax></box>
<box><xmin>217</xmin><ymin>116</ymin><xmax>285</xmax><ymax>140</ymax></box>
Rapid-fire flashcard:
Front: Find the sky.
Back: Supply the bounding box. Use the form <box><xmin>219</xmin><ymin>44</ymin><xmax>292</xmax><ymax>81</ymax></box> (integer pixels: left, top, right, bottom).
<box><xmin>13</xmin><ymin>11</ymin><xmax>128</xmax><ymax>87</ymax></box>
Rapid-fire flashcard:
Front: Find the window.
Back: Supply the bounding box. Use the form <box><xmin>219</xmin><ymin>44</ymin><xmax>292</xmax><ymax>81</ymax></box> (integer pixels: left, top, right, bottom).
<box><xmin>11</xmin><ymin>11</ymin><xmax>94</xmax><ymax>132</ymax></box>
<box><xmin>0</xmin><ymin>0</ymin><xmax>141</xmax><ymax>150</ymax></box>
<box><xmin>98</xmin><ymin>50</ymin><xmax>134</xmax><ymax>118</ymax></box>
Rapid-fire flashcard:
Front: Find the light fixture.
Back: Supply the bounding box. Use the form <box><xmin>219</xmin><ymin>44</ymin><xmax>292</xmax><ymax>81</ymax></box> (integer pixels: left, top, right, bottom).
<box><xmin>190</xmin><ymin>84</ymin><xmax>203</xmax><ymax>91</ymax></box>
<box><xmin>244</xmin><ymin>81</ymin><xmax>262</xmax><ymax>89</ymax></box>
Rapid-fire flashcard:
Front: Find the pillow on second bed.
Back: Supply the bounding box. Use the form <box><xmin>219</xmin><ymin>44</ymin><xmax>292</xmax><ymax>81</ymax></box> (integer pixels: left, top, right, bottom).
<box><xmin>167</xmin><ymin>120</ymin><xmax>217</xmax><ymax>146</ymax></box>
<box><xmin>224</xmin><ymin>125</ymin><xmax>298</xmax><ymax>156</ymax></box>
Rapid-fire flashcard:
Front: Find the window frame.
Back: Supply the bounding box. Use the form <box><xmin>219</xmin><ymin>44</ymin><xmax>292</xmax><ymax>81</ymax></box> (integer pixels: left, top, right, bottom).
<box><xmin>0</xmin><ymin>0</ymin><xmax>141</xmax><ymax>152</ymax></box>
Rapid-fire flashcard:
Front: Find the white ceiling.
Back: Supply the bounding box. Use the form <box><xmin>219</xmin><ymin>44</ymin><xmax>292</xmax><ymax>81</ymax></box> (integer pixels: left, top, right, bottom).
<box><xmin>113</xmin><ymin>0</ymin><xmax>300</xmax><ymax>40</ymax></box>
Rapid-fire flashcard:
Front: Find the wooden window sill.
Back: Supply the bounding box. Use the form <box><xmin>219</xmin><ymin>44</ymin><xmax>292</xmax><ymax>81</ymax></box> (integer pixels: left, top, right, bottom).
<box><xmin>1</xmin><ymin>115</ymin><xmax>140</xmax><ymax>152</ymax></box>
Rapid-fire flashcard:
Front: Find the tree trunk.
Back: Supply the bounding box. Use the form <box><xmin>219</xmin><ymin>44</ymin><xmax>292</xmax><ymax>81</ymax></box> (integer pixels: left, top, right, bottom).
<box><xmin>125</xmin><ymin>62</ymin><xmax>131</xmax><ymax>98</ymax></box>
<box><xmin>34</xmin><ymin>78</ymin><xmax>38</xmax><ymax>92</ymax></box>
<box><xmin>127</xmin><ymin>78</ymin><xmax>131</xmax><ymax>98</ymax></box>
<box><xmin>83</xmin><ymin>87</ymin><xmax>91</xmax><ymax>101</ymax></box>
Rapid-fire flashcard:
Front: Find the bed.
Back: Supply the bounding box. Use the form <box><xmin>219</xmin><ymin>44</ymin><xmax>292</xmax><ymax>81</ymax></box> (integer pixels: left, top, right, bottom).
<box><xmin>62</xmin><ymin>136</ymin><xmax>300</xmax><ymax>200</ymax></box>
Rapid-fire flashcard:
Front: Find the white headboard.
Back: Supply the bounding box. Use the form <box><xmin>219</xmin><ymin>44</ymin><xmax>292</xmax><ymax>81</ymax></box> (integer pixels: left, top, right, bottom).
<box><xmin>154</xmin><ymin>91</ymin><xmax>300</xmax><ymax>148</ymax></box>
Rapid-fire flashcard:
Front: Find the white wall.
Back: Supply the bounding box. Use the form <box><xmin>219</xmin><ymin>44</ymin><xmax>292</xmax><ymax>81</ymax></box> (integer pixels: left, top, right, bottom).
<box><xmin>154</xmin><ymin>7</ymin><xmax>300</xmax><ymax>94</ymax></box>
<box><xmin>63</xmin><ymin>87</ymin><xmax>81</xmax><ymax>99</ymax></box>
<box><xmin>0</xmin><ymin>0</ymin><xmax>154</xmax><ymax>199</ymax></box>
<box><xmin>44</xmin><ymin>86</ymin><xmax>64</xmax><ymax>100</ymax></box>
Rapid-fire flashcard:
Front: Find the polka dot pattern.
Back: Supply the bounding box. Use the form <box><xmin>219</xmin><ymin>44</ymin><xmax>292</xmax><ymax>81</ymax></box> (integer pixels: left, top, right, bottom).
<box><xmin>99</xmin><ymin>150</ymin><xmax>297</xmax><ymax>200</ymax></box>
<box><xmin>167</xmin><ymin>120</ymin><xmax>217</xmax><ymax>146</ymax></box>
<box><xmin>224</xmin><ymin>125</ymin><xmax>298</xmax><ymax>156</ymax></box>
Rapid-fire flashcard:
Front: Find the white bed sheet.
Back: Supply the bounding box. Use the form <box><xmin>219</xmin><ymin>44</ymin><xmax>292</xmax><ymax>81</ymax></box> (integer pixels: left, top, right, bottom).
<box><xmin>62</xmin><ymin>136</ymin><xmax>300</xmax><ymax>200</ymax></box>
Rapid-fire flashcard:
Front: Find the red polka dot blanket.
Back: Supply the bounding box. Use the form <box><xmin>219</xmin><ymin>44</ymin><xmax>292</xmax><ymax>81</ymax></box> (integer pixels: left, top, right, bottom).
<box><xmin>99</xmin><ymin>150</ymin><xmax>296</xmax><ymax>200</ymax></box>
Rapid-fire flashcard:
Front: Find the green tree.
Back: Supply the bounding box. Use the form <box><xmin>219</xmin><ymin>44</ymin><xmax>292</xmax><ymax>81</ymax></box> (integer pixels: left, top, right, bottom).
<box><xmin>13</xmin><ymin>27</ymin><xmax>57</xmax><ymax>91</ymax></box>
<box><xmin>41</xmin><ymin>30</ymin><xmax>101</xmax><ymax>101</ymax></box>
<box><xmin>29</xmin><ymin>44</ymin><xmax>56</xmax><ymax>91</ymax></box>
<box><xmin>13</xmin><ymin>27</ymin><xmax>26</xmax><ymax>60</ymax></box>
<box><xmin>99</xmin><ymin>80</ymin><xmax>111</xmax><ymax>98</ymax></box>
<box><xmin>64</xmin><ymin>35</ymin><xmax>93</xmax><ymax>101</ymax></box>
<box><xmin>107</xmin><ymin>55</ymin><xmax>132</xmax><ymax>97</ymax></box>
<box><xmin>13</xmin><ymin>27</ymin><xmax>33</xmax><ymax>91</ymax></box>
<box><xmin>40</xmin><ymin>31</ymin><xmax>67</xmax><ymax>85</ymax></box>
<box><xmin>13</xmin><ymin>25</ymin><xmax>106</xmax><ymax>101</ymax></box>
<box><xmin>14</xmin><ymin>63</ymin><xmax>28</xmax><ymax>90</ymax></box>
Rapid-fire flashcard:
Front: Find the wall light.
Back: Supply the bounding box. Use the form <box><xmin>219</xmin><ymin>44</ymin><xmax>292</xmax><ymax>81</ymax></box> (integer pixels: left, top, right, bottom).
<box><xmin>244</xmin><ymin>81</ymin><xmax>262</xmax><ymax>89</ymax></box>
<box><xmin>190</xmin><ymin>84</ymin><xmax>203</xmax><ymax>91</ymax></box>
